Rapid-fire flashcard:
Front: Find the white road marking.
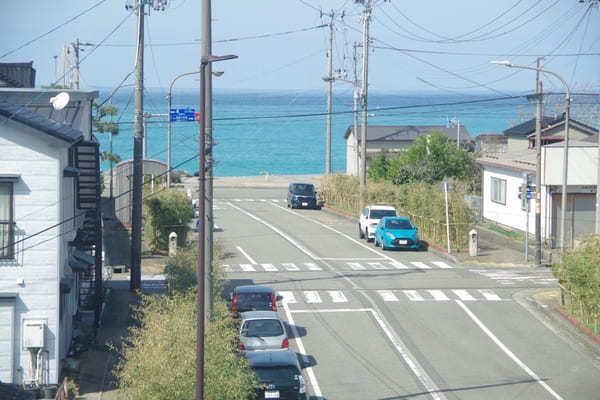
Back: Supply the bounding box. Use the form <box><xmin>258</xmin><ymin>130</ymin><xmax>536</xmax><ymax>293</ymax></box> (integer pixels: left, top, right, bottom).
<box><xmin>272</xmin><ymin>199</ymin><xmax>280</xmax><ymax>203</ymax></box>
<box><xmin>223</xmin><ymin>264</ymin><xmax>232</xmax><ymax>272</ymax></box>
<box><xmin>259</xmin><ymin>199</ymin><xmax>267</xmax><ymax>202</ymax></box>
<box><xmin>279</xmin><ymin>291</ymin><xmax>297</xmax><ymax>304</ymax></box>
<box><xmin>317</xmin><ymin>257</ymin><xmax>385</xmax><ymax>261</ymax></box>
<box><xmin>261</xmin><ymin>263</ymin><xmax>278</xmax><ymax>272</ymax></box>
<box><xmin>327</xmin><ymin>290</ymin><xmax>348</xmax><ymax>303</ymax></box>
<box><xmin>291</xmin><ymin>308</ymin><xmax>372</xmax><ymax>314</ymax></box>
<box><xmin>390</xmin><ymin>261</ymin><xmax>409</xmax><ymax>269</ymax></box>
<box><xmin>478</xmin><ymin>289</ymin><xmax>501</xmax><ymax>301</ymax></box>
<box><xmin>304</xmin><ymin>291</ymin><xmax>322</xmax><ymax>303</ymax></box>
<box><xmin>457</xmin><ymin>301</ymin><xmax>564</xmax><ymax>400</ymax></box>
<box><xmin>234</xmin><ymin>198</ymin><xmax>242</xmax><ymax>202</ymax></box>
<box><xmin>236</xmin><ymin>246</ymin><xmax>258</xmax><ymax>265</ymax></box>
<box><xmin>282</xmin><ymin>263</ymin><xmax>300</xmax><ymax>271</ymax></box>
<box><xmin>246</xmin><ymin>198</ymin><xmax>255</xmax><ymax>202</ymax></box>
<box><xmin>305</xmin><ymin>262</ymin><xmax>322</xmax><ymax>271</ymax></box>
<box><xmin>428</xmin><ymin>290</ymin><xmax>450</xmax><ymax>301</ymax></box>
<box><xmin>281</xmin><ymin>301</ymin><xmax>322</xmax><ymax>397</ymax></box>
<box><xmin>347</xmin><ymin>262</ymin><xmax>366</xmax><ymax>270</ymax></box>
<box><xmin>403</xmin><ymin>290</ymin><xmax>425</xmax><ymax>302</ymax></box>
<box><xmin>411</xmin><ymin>262</ymin><xmax>430</xmax><ymax>269</ymax></box>
<box><xmin>377</xmin><ymin>290</ymin><xmax>399</xmax><ymax>302</ymax></box>
<box><xmin>239</xmin><ymin>263</ymin><xmax>256</xmax><ymax>272</ymax></box>
<box><xmin>368</xmin><ymin>262</ymin><xmax>388</xmax><ymax>270</ymax></box>
<box><xmin>431</xmin><ymin>261</ymin><xmax>453</xmax><ymax>269</ymax></box>
<box><xmin>453</xmin><ymin>290</ymin><xmax>476</xmax><ymax>301</ymax></box>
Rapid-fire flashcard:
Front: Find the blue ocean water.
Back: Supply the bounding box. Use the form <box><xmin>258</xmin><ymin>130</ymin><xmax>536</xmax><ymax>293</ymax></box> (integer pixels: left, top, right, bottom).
<box><xmin>94</xmin><ymin>89</ymin><xmax>532</xmax><ymax>176</ymax></box>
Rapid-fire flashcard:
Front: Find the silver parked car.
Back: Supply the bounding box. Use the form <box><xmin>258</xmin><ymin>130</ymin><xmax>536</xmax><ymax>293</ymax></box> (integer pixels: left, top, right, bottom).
<box><xmin>238</xmin><ymin>310</ymin><xmax>289</xmax><ymax>352</ymax></box>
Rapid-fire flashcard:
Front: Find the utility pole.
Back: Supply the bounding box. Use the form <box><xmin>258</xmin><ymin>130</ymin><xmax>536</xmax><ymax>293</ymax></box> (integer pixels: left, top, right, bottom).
<box><xmin>323</xmin><ymin>10</ymin><xmax>335</xmax><ymax>174</ymax></box>
<box><xmin>534</xmin><ymin>57</ymin><xmax>543</xmax><ymax>265</ymax></box>
<box><xmin>130</xmin><ymin>0</ymin><xmax>145</xmax><ymax>291</ymax></box>
<box><xmin>359</xmin><ymin>0</ymin><xmax>371</xmax><ymax>212</ymax></box>
<box><xmin>596</xmin><ymin>111</ymin><xmax>600</xmax><ymax>233</ymax></box>
<box><xmin>352</xmin><ymin>42</ymin><xmax>360</xmax><ymax>177</ymax></box>
<box><xmin>70</xmin><ymin>39</ymin><xmax>94</xmax><ymax>89</ymax></box>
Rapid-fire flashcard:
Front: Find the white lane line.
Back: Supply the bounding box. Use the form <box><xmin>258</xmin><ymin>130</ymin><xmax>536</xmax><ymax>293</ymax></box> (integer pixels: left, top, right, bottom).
<box><xmin>223</xmin><ymin>264</ymin><xmax>232</xmax><ymax>272</ymax></box>
<box><xmin>368</xmin><ymin>262</ymin><xmax>388</xmax><ymax>270</ymax></box>
<box><xmin>261</xmin><ymin>263</ymin><xmax>278</xmax><ymax>272</ymax></box>
<box><xmin>236</xmin><ymin>246</ymin><xmax>258</xmax><ymax>265</ymax></box>
<box><xmin>390</xmin><ymin>261</ymin><xmax>409</xmax><ymax>269</ymax></box>
<box><xmin>428</xmin><ymin>290</ymin><xmax>450</xmax><ymax>301</ymax></box>
<box><xmin>411</xmin><ymin>262</ymin><xmax>430</xmax><ymax>269</ymax></box>
<box><xmin>453</xmin><ymin>290</ymin><xmax>476</xmax><ymax>301</ymax></box>
<box><xmin>228</xmin><ymin>202</ymin><xmax>318</xmax><ymax>259</ymax></box>
<box><xmin>305</xmin><ymin>262</ymin><xmax>322</xmax><ymax>271</ymax></box>
<box><xmin>246</xmin><ymin>198</ymin><xmax>255</xmax><ymax>202</ymax></box>
<box><xmin>304</xmin><ymin>291</ymin><xmax>322</xmax><ymax>303</ymax></box>
<box><xmin>456</xmin><ymin>301</ymin><xmax>564</xmax><ymax>400</ymax></box>
<box><xmin>278</xmin><ymin>291</ymin><xmax>297</xmax><ymax>304</ymax></box>
<box><xmin>327</xmin><ymin>290</ymin><xmax>348</xmax><ymax>303</ymax></box>
<box><xmin>259</xmin><ymin>199</ymin><xmax>267</xmax><ymax>202</ymax></box>
<box><xmin>348</xmin><ymin>262</ymin><xmax>366</xmax><ymax>270</ymax></box>
<box><xmin>282</xmin><ymin>263</ymin><xmax>300</xmax><ymax>271</ymax></box>
<box><xmin>403</xmin><ymin>290</ymin><xmax>425</xmax><ymax>302</ymax></box>
<box><xmin>282</xmin><ymin>301</ymin><xmax>322</xmax><ymax>397</ymax></box>
<box><xmin>377</xmin><ymin>290</ymin><xmax>399</xmax><ymax>302</ymax></box>
<box><xmin>478</xmin><ymin>289</ymin><xmax>501</xmax><ymax>301</ymax></box>
<box><xmin>239</xmin><ymin>263</ymin><xmax>256</xmax><ymax>272</ymax></box>
<box><xmin>432</xmin><ymin>261</ymin><xmax>453</xmax><ymax>269</ymax></box>
<box><xmin>272</xmin><ymin>199</ymin><xmax>280</xmax><ymax>203</ymax></box>
<box><xmin>234</xmin><ymin>198</ymin><xmax>242</xmax><ymax>202</ymax></box>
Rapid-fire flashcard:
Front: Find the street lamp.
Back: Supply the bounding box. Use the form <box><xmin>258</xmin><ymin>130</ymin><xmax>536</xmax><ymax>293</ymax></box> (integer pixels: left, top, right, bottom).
<box><xmin>449</xmin><ymin>117</ymin><xmax>461</xmax><ymax>149</ymax></box>
<box><xmin>197</xmin><ymin>53</ymin><xmax>237</xmax><ymax>400</ymax></box>
<box><xmin>491</xmin><ymin>60</ymin><xmax>571</xmax><ymax>252</ymax></box>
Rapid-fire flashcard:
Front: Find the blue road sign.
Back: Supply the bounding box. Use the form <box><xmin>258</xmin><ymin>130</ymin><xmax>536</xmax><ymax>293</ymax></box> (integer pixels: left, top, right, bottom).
<box><xmin>170</xmin><ymin>108</ymin><xmax>195</xmax><ymax>122</ymax></box>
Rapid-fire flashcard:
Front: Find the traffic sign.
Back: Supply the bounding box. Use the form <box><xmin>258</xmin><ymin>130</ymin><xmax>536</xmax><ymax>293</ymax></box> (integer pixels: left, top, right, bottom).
<box><xmin>170</xmin><ymin>108</ymin><xmax>196</xmax><ymax>122</ymax></box>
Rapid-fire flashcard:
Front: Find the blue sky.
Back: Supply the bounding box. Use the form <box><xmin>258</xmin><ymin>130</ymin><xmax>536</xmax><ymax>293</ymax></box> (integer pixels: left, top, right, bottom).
<box><xmin>1</xmin><ymin>0</ymin><xmax>599</xmax><ymax>95</ymax></box>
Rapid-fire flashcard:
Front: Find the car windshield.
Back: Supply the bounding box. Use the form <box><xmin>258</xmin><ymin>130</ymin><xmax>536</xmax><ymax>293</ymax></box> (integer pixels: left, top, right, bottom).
<box><xmin>292</xmin><ymin>184</ymin><xmax>314</xmax><ymax>196</ymax></box>
<box><xmin>236</xmin><ymin>293</ymin><xmax>272</xmax><ymax>311</ymax></box>
<box><xmin>253</xmin><ymin>366</ymin><xmax>299</xmax><ymax>386</ymax></box>
<box><xmin>370</xmin><ymin>209</ymin><xmax>396</xmax><ymax>219</ymax></box>
<box><xmin>386</xmin><ymin>219</ymin><xmax>414</xmax><ymax>230</ymax></box>
<box><xmin>242</xmin><ymin>319</ymin><xmax>283</xmax><ymax>337</ymax></box>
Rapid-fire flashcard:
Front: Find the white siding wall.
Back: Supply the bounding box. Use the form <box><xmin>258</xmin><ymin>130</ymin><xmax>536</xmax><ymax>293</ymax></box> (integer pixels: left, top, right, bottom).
<box><xmin>543</xmin><ymin>146</ymin><xmax>598</xmax><ymax>186</ymax></box>
<box><xmin>483</xmin><ymin>167</ymin><xmax>536</xmax><ymax>233</ymax></box>
<box><xmin>0</xmin><ymin>120</ymin><xmax>69</xmax><ymax>384</ymax></box>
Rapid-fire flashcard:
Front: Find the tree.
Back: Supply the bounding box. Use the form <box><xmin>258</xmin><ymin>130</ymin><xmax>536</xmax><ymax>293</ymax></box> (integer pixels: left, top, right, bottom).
<box><xmin>93</xmin><ymin>103</ymin><xmax>120</xmax><ymax>197</ymax></box>
<box><xmin>367</xmin><ymin>150</ymin><xmax>390</xmax><ymax>182</ymax></box>
<box><xmin>144</xmin><ymin>190</ymin><xmax>194</xmax><ymax>251</ymax></box>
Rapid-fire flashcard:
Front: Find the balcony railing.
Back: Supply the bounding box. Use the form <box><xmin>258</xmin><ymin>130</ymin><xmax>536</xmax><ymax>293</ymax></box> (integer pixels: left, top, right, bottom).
<box><xmin>0</xmin><ymin>221</ymin><xmax>15</xmax><ymax>259</ymax></box>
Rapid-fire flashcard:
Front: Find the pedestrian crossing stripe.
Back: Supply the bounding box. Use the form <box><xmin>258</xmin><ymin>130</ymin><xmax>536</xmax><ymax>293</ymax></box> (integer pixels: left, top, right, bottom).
<box><xmin>305</xmin><ymin>262</ymin><xmax>323</xmax><ymax>271</ymax></box>
<box><xmin>261</xmin><ymin>263</ymin><xmax>278</xmax><ymax>271</ymax></box>
<box><xmin>282</xmin><ymin>263</ymin><xmax>300</xmax><ymax>271</ymax></box>
<box><xmin>224</xmin><ymin>260</ymin><xmax>454</xmax><ymax>272</ymax></box>
<box><xmin>348</xmin><ymin>262</ymin><xmax>367</xmax><ymax>270</ymax></box>
<box><xmin>276</xmin><ymin>289</ymin><xmax>506</xmax><ymax>304</ymax></box>
<box><xmin>431</xmin><ymin>261</ymin><xmax>453</xmax><ymax>269</ymax></box>
<box><xmin>410</xmin><ymin>262</ymin><xmax>430</xmax><ymax>269</ymax></box>
<box><xmin>368</xmin><ymin>262</ymin><xmax>388</xmax><ymax>270</ymax></box>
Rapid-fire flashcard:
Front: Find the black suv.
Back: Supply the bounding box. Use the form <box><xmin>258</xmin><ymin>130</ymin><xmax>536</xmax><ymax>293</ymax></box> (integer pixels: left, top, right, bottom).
<box><xmin>245</xmin><ymin>349</ymin><xmax>306</xmax><ymax>400</ymax></box>
<box><xmin>287</xmin><ymin>182</ymin><xmax>320</xmax><ymax>210</ymax></box>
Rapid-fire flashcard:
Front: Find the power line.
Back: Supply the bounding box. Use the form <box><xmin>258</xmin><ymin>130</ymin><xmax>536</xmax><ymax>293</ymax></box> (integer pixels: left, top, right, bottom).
<box><xmin>0</xmin><ymin>0</ymin><xmax>109</xmax><ymax>60</ymax></box>
<box><xmin>372</xmin><ymin>46</ymin><xmax>600</xmax><ymax>57</ymax></box>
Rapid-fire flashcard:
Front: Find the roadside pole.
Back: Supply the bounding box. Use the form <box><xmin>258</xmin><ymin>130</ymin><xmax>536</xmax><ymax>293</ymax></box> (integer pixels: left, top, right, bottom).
<box><xmin>444</xmin><ymin>180</ymin><xmax>451</xmax><ymax>254</ymax></box>
<box><xmin>535</xmin><ymin>57</ymin><xmax>543</xmax><ymax>265</ymax></box>
<box><xmin>359</xmin><ymin>0</ymin><xmax>371</xmax><ymax>212</ymax></box>
<box><xmin>324</xmin><ymin>10</ymin><xmax>334</xmax><ymax>174</ymax></box>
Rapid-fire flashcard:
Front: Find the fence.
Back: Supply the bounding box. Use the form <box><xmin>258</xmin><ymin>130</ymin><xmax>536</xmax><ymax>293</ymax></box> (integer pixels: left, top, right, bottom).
<box><xmin>559</xmin><ymin>283</ymin><xmax>599</xmax><ymax>336</ymax></box>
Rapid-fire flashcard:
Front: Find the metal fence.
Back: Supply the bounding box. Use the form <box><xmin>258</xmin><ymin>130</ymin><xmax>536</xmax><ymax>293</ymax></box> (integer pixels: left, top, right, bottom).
<box><xmin>559</xmin><ymin>283</ymin><xmax>599</xmax><ymax>336</ymax></box>
<box><xmin>0</xmin><ymin>221</ymin><xmax>14</xmax><ymax>259</ymax></box>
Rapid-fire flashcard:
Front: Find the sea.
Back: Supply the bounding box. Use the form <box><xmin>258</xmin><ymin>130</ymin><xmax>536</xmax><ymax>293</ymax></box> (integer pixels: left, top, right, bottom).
<box><xmin>94</xmin><ymin>89</ymin><xmax>535</xmax><ymax>176</ymax></box>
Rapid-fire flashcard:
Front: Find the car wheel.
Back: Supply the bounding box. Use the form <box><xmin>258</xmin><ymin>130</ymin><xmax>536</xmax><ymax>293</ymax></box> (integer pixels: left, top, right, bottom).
<box><xmin>359</xmin><ymin>225</ymin><xmax>365</xmax><ymax>239</ymax></box>
<box><xmin>374</xmin><ymin>237</ymin><xmax>378</xmax><ymax>247</ymax></box>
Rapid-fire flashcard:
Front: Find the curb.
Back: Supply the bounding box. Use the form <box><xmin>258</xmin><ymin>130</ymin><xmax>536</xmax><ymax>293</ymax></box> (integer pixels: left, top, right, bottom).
<box><xmin>553</xmin><ymin>304</ymin><xmax>600</xmax><ymax>346</ymax></box>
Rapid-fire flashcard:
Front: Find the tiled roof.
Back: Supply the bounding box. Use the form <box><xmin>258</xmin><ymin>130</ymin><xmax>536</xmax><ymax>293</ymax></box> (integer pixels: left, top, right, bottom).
<box><xmin>476</xmin><ymin>148</ymin><xmax>536</xmax><ymax>172</ymax></box>
<box><xmin>503</xmin><ymin>116</ymin><xmax>558</xmax><ymax>136</ymax></box>
<box><xmin>0</xmin><ymin>101</ymin><xmax>83</xmax><ymax>143</ymax></box>
<box><xmin>0</xmin><ymin>62</ymin><xmax>36</xmax><ymax>88</ymax></box>
<box><xmin>344</xmin><ymin>125</ymin><xmax>472</xmax><ymax>142</ymax></box>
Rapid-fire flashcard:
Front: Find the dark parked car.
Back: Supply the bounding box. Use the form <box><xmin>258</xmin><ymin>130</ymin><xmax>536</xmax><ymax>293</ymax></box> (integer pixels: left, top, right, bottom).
<box><xmin>245</xmin><ymin>349</ymin><xmax>306</xmax><ymax>400</ymax></box>
<box><xmin>230</xmin><ymin>285</ymin><xmax>278</xmax><ymax>314</ymax></box>
<box><xmin>287</xmin><ymin>183</ymin><xmax>320</xmax><ymax>210</ymax></box>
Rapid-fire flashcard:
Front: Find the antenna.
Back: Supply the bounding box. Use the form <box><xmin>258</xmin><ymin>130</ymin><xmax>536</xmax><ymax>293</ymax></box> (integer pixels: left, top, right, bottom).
<box><xmin>49</xmin><ymin>92</ymin><xmax>70</xmax><ymax>110</ymax></box>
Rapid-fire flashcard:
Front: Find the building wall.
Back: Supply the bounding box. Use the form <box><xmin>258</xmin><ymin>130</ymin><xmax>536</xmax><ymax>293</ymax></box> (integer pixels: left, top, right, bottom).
<box><xmin>346</xmin><ymin>130</ymin><xmax>358</xmax><ymax>176</ymax></box>
<box><xmin>543</xmin><ymin>146</ymin><xmax>598</xmax><ymax>186</ymax></box>
<box><xmin>0</xmin><ymin>120</ymin><xmax>69</xmax><ymax>384</ymax></box>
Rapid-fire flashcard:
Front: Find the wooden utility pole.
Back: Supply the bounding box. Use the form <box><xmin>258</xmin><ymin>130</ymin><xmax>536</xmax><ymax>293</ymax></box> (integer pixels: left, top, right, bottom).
<box><xmin>534</xmin><ymin>57</ymin><xmax>543</xmax><ymax>265</ymax></box>
<box><xmin>359</xmin><ymin>0</ymin><xmax>371</xmax><ymax>211</ymax></box>
<box><xmin>324</xmin><ymin>10</ymin><xmax>335</xmax><ymax>174</ymax></box>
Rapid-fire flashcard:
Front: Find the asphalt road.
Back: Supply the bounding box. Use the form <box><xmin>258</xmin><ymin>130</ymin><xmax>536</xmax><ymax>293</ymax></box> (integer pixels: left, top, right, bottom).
<box><xmin>214</xmin><ymin>187</ymin><xmax>600</xmax><ymax>400</ymax></box>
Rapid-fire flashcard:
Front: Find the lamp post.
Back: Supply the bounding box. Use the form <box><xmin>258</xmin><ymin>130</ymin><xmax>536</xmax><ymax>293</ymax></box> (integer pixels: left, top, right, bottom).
<box><xmin>197</xmin><ymin>53</ymin><xmax>237</xmax><ymax>400</ymax></box>
<box><xmin>491</xmin><ymin>60</ymin><xmax>571</xmax><ymax>252</ymax></box>
<box><xmin>450</xmin><ymin>117</ymin><xmax>460</xmax><ymax>149</ymax></box>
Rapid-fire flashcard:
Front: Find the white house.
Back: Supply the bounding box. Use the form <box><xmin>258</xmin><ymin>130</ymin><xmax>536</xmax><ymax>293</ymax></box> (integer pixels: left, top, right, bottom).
<box><xmin>0</xmin><ymin>96</ymin><xmax>102</xmax><ymax>386</ymax></box>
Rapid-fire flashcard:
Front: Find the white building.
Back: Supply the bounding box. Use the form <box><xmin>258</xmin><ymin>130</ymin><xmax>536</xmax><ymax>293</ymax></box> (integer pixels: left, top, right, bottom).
<box><xmin>0</xmin><ymin>90</ymin><xmax>101</xmax><ymax>385</ymax></box>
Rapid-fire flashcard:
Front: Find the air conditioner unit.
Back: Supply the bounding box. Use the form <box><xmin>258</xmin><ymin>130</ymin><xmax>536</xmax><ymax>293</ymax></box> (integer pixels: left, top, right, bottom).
<box><xmin>23</xmin><ymin>320</ymin><xmax>45</xmax><ymax>349</ymax></box>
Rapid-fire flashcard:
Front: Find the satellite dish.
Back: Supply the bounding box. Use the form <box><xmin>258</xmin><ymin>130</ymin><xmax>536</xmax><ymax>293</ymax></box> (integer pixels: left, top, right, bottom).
<box><xmin>49</xmin><ymin>92</ymin><xmax>70</xmax><ymax>110</ymax></box>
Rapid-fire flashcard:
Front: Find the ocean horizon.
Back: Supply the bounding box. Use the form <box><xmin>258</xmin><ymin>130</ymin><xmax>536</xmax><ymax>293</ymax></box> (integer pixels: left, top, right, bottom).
<box><xmin>94</xmin><ymin>88</ymin><xmax>535</xmax><ymax>177</ymax></box>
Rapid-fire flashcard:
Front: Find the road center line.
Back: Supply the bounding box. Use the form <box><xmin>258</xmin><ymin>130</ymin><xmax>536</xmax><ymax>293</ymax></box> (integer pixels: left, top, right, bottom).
<box><xmin>230</xmin><ymin>201</ymin><xmax>446</xmax><ymax>399</ymax></box>
<box><xmin>236</xmin><ymin>246</ymin><xmax>257</xmax><ymax>265</ymax></box>
<box><xmin>282</xmin><ymin>300</ymin><xmax>323</xmax><ymax>398</ymax></box>
<box><xmin>456</xmin><ymin>300</ymin><xmax>564</xmax><ymax>400</ymax></box>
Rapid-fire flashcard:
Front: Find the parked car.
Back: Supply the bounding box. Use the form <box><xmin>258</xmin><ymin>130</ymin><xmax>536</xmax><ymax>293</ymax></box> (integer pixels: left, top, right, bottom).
<box><xmin>358</xmin><ymin>205</ymin><xmax>397</xmax><ymax>241</ymax></box>
<box><xmin>238</xmin><ymin>311</ymin><xmax>289</xmax><ymax>352</ymax></box>
<box><xmin>287</xmin><ymin>182</ymin><xmax>320</xmax><ymax>210</ymax></box>
<box><xmin>245</xmin><ymin>349</ymin><xmax>306</xmax><ymax>400</ymax></box>
<box><xmin>374</xmin><ymin>216</ymin><xmax>420</xmax><ymax>250</ymax></box>
<box><xmin>230</xmin><ymin>285</ymin><xmax>278</xmax><ymax>314</ymax></box>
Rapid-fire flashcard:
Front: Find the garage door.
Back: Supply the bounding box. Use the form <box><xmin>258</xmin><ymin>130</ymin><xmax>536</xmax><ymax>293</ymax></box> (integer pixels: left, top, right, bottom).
<box><xmin>0</xmin><ymin>298</ymin><xmax>15</xmax><ymax>382</ymax></box>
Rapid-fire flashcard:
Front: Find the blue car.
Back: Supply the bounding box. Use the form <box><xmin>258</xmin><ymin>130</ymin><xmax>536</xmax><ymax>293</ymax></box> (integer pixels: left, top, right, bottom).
<box><xmin>374</xmin><ymin>216</ymin><xmax>420</xmax><ymax>250</ymax></box>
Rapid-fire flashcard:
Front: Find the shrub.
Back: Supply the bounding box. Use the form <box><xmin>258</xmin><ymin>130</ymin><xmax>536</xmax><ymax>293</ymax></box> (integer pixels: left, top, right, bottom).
<box><xmin>144</xmin><ymin>189</ymin><xmax>194</xmax><ymax>250</ymax></box>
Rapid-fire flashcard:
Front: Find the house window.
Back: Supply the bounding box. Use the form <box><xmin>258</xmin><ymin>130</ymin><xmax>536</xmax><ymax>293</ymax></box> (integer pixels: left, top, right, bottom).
<box><xmin>490</xmin><ymin>177</ymin><xmax>506</xmax><ymax>205</ymax></box>
<box><xmin>0</xmin><ymin>182</ymin><xmax>14</xmax><ymax>259</ymax></box>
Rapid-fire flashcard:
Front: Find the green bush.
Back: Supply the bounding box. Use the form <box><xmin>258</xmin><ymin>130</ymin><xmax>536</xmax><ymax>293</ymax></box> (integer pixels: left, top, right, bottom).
<box><xmin>116</xmin><ymin>246</ymin><xmax>258</xmax><ymax>399</ymax></box>
<box><xmin>144</xmin><ymin>189</ymin><xmax>194</xmax><ymax>251</ymax></box>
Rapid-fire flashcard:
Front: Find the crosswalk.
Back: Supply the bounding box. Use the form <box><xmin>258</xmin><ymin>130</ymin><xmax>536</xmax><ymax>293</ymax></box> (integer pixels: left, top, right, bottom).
<box><xmin>278</xmin><ymin>288</ymin><xmax>506</xmax><ymax>304</ymax></box>
<box><xmin>470</xmin><ymin>269</ymin><xmax>558</xmax><ymax>286</ymax></box>
<box><xmin>223</xmin><ymin>260</ymin><xmax>454</xmax><ymax>272</ymax></box>
<box><xmin>214</xmin><ymin>198</ymin><xmax>286</xmax><ymax>209</ymax></box>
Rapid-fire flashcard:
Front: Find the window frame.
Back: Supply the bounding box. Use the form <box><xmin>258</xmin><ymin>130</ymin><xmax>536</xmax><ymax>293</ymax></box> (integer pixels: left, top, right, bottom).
<box><xmin>0</xmin><ymin>181</ymin><xmax>15</xmax><ymax>259</ymax></box>
<box><xmin>490</xmin><ymin>177</ymin><xmax>506</xmax><ymax>205</ymax></box>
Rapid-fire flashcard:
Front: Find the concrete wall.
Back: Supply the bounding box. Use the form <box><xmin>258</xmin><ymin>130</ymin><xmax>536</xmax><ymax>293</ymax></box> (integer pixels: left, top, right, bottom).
<box><xmin>0</xmin><ymin>119</ymin><xmax>73</xmax><ymax>384</ymax></box>
<box><xmin>543</xmin><ymin>145</ymin><xmax>598</xmax><ymax>186</ymax></box>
